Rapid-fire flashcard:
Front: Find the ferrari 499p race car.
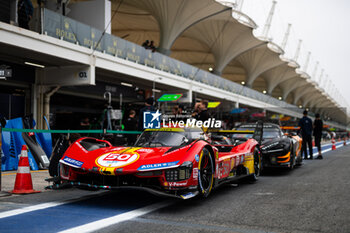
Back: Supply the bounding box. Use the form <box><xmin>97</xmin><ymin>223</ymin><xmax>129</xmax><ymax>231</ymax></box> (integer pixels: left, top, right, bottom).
<box><xmin>52</xmin><ymin>126</ymin><xmax>262</xmax><ymax>199</ymax></box>
<box><xmin>235</xmin><ymin>123</ymin><xmax>302</xmax><ymax>170</ymax></box>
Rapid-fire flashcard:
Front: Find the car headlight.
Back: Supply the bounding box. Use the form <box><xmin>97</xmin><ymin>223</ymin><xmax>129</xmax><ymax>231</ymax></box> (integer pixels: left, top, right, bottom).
<box><xmin>165</xmin><ymin>161</ymin><xmax>192</xmax><ymax>182</ymax></box>
<box><xmin>261</xmin><ymin>142</ymin><xmax>281</xmax><ymax>151</ymax></box>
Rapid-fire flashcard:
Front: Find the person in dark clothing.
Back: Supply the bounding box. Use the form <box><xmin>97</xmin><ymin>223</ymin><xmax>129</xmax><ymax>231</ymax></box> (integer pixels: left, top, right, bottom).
<box><xmin>138</xmin><ymin>97</ymin><xmax>156</xmax><ymax>131</ymax></box>
<box><xmin>192</xmin><ymin>100</ymin><xmax>209</xmax><ymax>122</ymax></box>
<box><xmin>124</xmin><ymin>110</ymin><xmax>138</xmax><ymax>145</ymax></box>
<box><xmin>142</xmin><ymin>40</ymin><xmax>150</xmax><ymax>49</ymax></box>
<box><xmin>298</xmin><ymin>110</ymin><xmax>313</xmax><ymax>160</ymax></box>
<box><xmin>313</xmin><ymin>113</ymin><xmax>323</xmax><ymax>159</ymax></box>
<box><xmin>149</xmin><ymin>41</ymin><xmax>156</xmax><ymax>52</ymax></box>
<box><xmin>18</xmin><ymin>0</ymin><xmax>34</xmax><ymax>29</ymax></box>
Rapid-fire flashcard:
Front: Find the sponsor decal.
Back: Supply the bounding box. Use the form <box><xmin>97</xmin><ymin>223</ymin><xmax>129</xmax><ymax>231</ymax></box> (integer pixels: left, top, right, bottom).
<box><xmin>219</xmin><ymin>160</ymin><xmax>231</xmax><ymax>178</ymax></box>
<box><xmin>231</xmin><ymin>158</ymin><xmax>235</xmax><ymax>169</ymax></box>
<box><xmin>195</xmin><ymin>154</ymin><xmax>199</xmax><ymax>162</ymax></box>
<box><xmin>62</xmin><ymin>156</ymin><xmax>84</xmax><ymax>168</ymax></box>
<box><xmin>136</xmin><ymin>148</ymin><xmax>154</xmax><ymax>153</ymax></box>
<box><xmin>41</xmin><ymin>155</ymin><xmax>49</xmax><ymax>164</ymax></box>
<box><xmin>168</xmin><ymin>181</ymin><xmax>188</xmax><ymax>187</ymax></box>
<box><xmin>137</xmin><ymin>160</ymin><xmax>179</xmax><ymax>171</ymax></box>
<box><xmin>96</xmin><ymin>149</ymin><xmax>140</xmax><ymax>168</ymax></box>
<box><xmin>193</xmin><ymin>168</ymin><xmax>198</xmax><ymax>179</ymax></box>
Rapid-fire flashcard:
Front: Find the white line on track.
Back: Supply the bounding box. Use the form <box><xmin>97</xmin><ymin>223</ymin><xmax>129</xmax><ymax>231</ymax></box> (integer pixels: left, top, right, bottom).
<box><xmin>0</xmin><ymin>201</ymin><xmax>69</xmax><ymax>219</ymax></box>
<box><xmin>58</xmin><ymin>200</ymin><xmax>174</xmax><ymax>233</ymax></box>
<box><xmin>0</xmin><ymin>192</ymin><xmax>108</xmax><ymax>219</ymax></box>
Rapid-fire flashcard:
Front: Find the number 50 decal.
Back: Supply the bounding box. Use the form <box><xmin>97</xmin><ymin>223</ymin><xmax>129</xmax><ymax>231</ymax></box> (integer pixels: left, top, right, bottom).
<box><xmin>96</xmin><ymin>151</ymin><xmax>139</xmax><ymax>168</ymax></box>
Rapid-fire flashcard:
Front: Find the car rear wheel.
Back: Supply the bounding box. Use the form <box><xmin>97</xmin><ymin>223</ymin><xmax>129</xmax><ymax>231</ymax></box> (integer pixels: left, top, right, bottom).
<box><xmin>248</xmin><ymin>149</ymin><xmax>261</xmax><ymax>182</ymax></box>
<box><xmin>289</xmin><ymin>147</ymin><xmax>295</xmax><ymax>170</ymax></box>
<box><xmin>198</xmin><ymin>148</ymin><xmax>214</xmax><ymax>197</ymax></box>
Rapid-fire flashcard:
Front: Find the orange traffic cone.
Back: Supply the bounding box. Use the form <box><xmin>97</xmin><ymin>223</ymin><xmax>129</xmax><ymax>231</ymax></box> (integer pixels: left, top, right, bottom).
<box><xmin>11</xmin><ymin>145</ymin><xmax>41</xmax><ymax>194</ymax></box>
<box><xmin>331</xmin><ymin>138</ymin><xmax>336</xmax><ymax>151</ymax></box>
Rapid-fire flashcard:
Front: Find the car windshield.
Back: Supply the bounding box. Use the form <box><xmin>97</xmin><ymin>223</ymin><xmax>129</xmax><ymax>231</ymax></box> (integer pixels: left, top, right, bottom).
<box><xmin>135</xmin><ymin>128</ymin><xmax>205</xmax><ymax>147</ymax></box>
<box><xmin>231</xmin><ymin>128</ymin><xmax>255</xmax><ymax>139</ymax></box>
<box><xmin>263</xmin><ymin>129</ymin><xmax>281</xmax><ymax>139</ymax></box>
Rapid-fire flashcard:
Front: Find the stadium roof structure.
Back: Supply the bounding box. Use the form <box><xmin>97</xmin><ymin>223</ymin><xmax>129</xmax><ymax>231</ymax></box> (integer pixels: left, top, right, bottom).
<box><xmin>71</xmin><ymin>0</ymin><xmax>347</xmax><ymax>123</ymax></box>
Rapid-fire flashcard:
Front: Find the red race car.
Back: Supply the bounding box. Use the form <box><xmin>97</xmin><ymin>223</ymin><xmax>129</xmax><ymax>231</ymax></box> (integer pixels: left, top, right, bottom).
<box><xmin>55</xmin><ymin>126</ymin><xmax>262</xmax><ymax>199</ymax></box>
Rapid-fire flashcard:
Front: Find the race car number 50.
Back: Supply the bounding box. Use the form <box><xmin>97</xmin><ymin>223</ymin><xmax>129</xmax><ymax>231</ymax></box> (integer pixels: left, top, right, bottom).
<box><xmin>96</xmin><ymin>151</ymin><xmax>139</xmax><ymax>168</ymax></box>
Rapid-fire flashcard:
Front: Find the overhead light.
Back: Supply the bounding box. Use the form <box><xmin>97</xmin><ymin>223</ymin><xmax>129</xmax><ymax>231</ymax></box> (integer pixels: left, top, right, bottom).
<box><xmin>152</xmin><ymin>88</ymin><xmax>161</xmax><ymax>93</ymax></box>
<box><xmin>121</xmin><ymin>82</ymin><xmax>133</xmax><ymax>87</ymax></box>
<box><xmin>208</xmin><ymin>67</ymin><xmax>213</xmax><ymax>72</ymax></box>
<box><xmin>306</xmin><ymin>108</ymin><xmax>309</xmax><ymax>111</ymax></box>
<box><xmin>299</xmin><ymin>105</ymin><xmax>303</xmax><ymax>109</ymax></box>
<box><xmin>24</xmin><ymin>61</ymin><xmax>45</xmax><ymax>68</ymax></box>
<box><xmin>278</xmin><ymin>96</ymin><xmax>282</xmax><ymax>100</ymax></box>
<box><xmin>262</xmin><ymin>90</ymin><xmax>267</xmax><ymax>94</ymax></box>
<box><xmin>241</xmin><ymin>81</ymin><xmax>245</xmax><ymax>85</ymax></box>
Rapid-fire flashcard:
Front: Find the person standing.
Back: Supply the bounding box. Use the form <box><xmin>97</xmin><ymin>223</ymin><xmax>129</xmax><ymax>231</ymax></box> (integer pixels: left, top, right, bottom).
<box><xmin>313</xmin><ymin>113</ymin><xmax>323</xmax><ymax>159</ymax></box>
<box><xmin>298</xmin><ymin>110</ymin><xmax>313</xmax><ymax>159</ymax></box>
<box><xmin>192</xmin><ymin>100</ymin><xmax>209</xmax><ymax>121</ymax></box>
<box><xmin>18</xmin><ymin>0</ymin><xmax>34</xmax><ymax>29</ymax></box>
<box><xmin>124</xmin><ymin>110</ymin><xmax>138</xmax><ymax>145</ymax></box>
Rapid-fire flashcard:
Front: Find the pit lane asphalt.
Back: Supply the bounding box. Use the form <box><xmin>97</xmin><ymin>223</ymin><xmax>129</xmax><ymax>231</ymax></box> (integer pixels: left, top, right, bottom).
<box><xmin>0</xmin><ymin>141</ymin><xmax>349</xmax><ymax>233</ymax></box>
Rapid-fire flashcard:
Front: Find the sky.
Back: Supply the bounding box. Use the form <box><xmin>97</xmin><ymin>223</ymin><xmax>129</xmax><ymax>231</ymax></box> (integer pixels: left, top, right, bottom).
<box><xmin>238</xmin><ymin>0</ymin><xmax>350</xmax><ymax>109</ymax></box>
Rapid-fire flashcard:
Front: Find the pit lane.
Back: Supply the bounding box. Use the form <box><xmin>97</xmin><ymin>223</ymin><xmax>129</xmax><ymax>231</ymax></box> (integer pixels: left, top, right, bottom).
<box><xmin>0</xmin><ymin>141</ymin><xmax>349</xmax><ymax>233</ymax></box>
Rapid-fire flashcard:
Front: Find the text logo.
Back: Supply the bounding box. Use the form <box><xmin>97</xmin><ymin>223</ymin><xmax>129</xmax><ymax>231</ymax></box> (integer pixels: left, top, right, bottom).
<box><xmin>143</xmin><ymin>110</ymin><xmax>161</xmax><ymax>129</ymax></box>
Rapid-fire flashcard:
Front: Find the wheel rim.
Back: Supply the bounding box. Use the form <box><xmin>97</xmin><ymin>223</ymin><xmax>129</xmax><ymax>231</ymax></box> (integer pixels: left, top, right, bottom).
<box><xmin>199</xmin><ymin>150</ymin><xmax>214</xmax><ymax>193</ymax></box>
<box><xmin>254</xmin><ymin>153</ymin><xmax>260</xmax><ymax>177</ymax></box>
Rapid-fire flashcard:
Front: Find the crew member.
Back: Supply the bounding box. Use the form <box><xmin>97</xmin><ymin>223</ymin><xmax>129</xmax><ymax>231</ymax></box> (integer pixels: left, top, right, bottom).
<box><xmin>298</xmin><ymin>110</ymin><xmax>313</xmax><ymax>159</ymax></box>
<box><xmin>313</xmin><ymin>113</ymin><xmax>323</xmax><ymax>159</ymax></box>
<box><xmin>18</xmin><ymin>0</ymin><xmax>34</xmax><ymax>29</ymax></box>
<box><xmin>124</xmin><ymin>110</ymin><xmax>138</xmax><ymax>145</ymax></box>
<box><xmin>192</xmin><ymin>100</ymin><xmax>209</xmax><ymax>121</ymax></box>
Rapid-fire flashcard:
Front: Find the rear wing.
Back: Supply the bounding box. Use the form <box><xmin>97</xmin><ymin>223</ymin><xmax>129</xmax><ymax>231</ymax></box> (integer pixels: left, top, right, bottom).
<box><xmin>280</xmin><ymin>126</ymin><xmax>300</xmax><ymax>130</ymax></box>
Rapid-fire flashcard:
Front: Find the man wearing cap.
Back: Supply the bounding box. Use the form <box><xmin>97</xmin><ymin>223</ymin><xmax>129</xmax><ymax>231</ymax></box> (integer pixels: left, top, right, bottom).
<box><xmin>298</xmin><ymin>110</ymin><xmax>313</xmax><ymax>160</ymax></box>
<box><xmin>138</xmin><ymin>97</ymin><xmax>156</xmax><ymax>131</ymax></box>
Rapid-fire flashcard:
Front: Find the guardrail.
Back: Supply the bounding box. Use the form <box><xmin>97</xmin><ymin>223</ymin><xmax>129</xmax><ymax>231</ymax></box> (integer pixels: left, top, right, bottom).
<box><xmin>42</xmin><ymin>8</ymin><xmax>301</xmax><ymax>113</ymax></box>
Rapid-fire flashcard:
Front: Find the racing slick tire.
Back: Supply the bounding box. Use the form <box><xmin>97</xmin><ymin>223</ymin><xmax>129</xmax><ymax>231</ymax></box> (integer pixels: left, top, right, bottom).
<box><xmin>295</xmin><ymin>149</ymin><xmax>303</xmax><ymax>166</ymax></box>
<box><xmin>198</xmin><ymin>148</ymin><xmax>214</xmax><ymax>198</ymax></box>
<box><xmin>248</xmin><ymin>148</ymin><xmax>261</xmax><ymax>182</ymax></box>
<box><xmin>289</xmin><ymin>146</ymin><xmax>295</xmax><ymax>170</ymax></box>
